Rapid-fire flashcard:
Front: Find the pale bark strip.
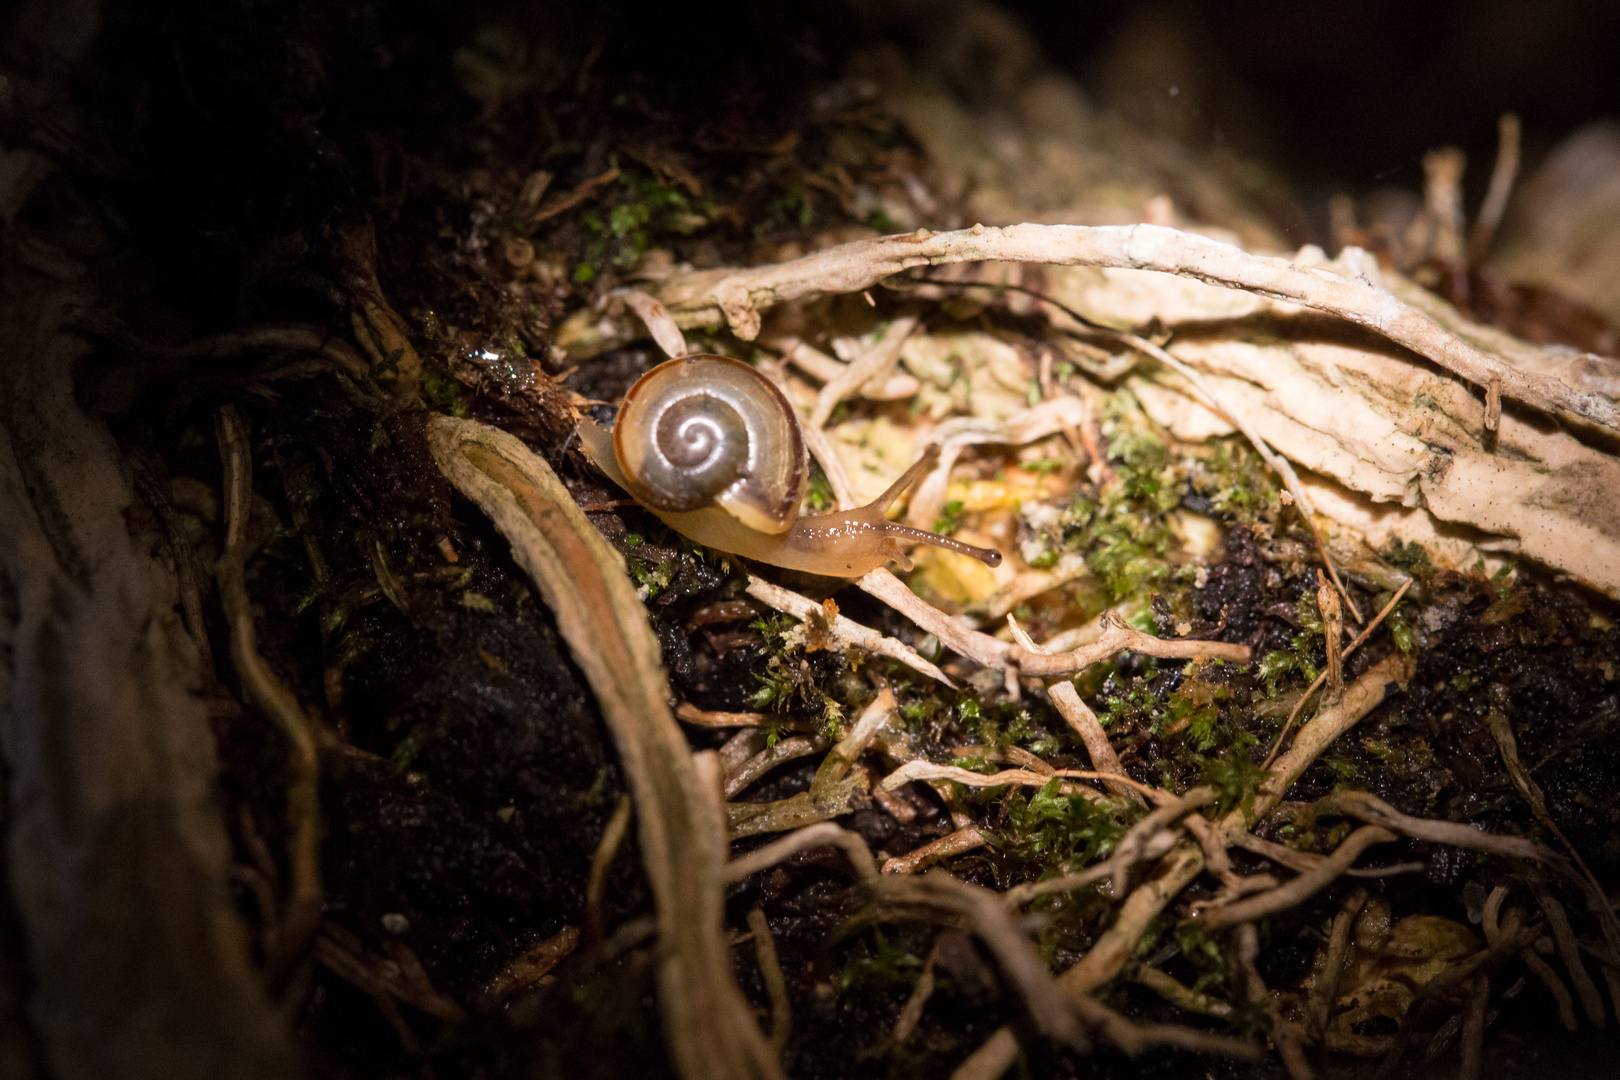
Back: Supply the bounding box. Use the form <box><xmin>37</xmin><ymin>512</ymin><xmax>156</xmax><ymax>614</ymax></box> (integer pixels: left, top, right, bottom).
<box><xmin>652</xmin><ymin>222</ymin><xmax>1619</xmax><ymax>432</ymax></box>
<box><xmin>428</xmin><ymin>416</ymin><xmax>778</xmax><ymax>1080</ymax></box>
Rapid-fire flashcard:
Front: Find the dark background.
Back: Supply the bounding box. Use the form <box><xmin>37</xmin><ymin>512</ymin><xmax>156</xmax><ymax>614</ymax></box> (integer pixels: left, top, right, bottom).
<box><xmin>1002</xmin><ymin>0</ymin><xmax>1620</xmax><ymax>200</ymax></box>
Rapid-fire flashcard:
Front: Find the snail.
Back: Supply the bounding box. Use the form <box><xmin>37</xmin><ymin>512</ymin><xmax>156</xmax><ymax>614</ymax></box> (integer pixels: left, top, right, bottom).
<box><xmin>577</xmin><ymin>354</ymin><xmax>1003</xmax><ymax>577</ymax></box>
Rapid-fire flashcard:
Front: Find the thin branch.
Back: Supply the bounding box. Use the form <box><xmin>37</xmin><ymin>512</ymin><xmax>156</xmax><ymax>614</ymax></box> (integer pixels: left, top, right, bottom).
<box><xmin>1000</xmin><ymin>832</ymin><xmax>1178</xmax><ymax>909</ymax></box>
<box><xmin>808</xmin><ymin>314</ymin><xmax>917</xmax><ymax>429</ymax></box>
<box><xmin>1247</xmin><ymin>653</ymin><xmax>1416</xmax><ymax>823</ymax></box>
<box><xmin>1264</xmin><ymin>579</ymin><xmax>1411</xmax><ymax>768</ymax></box>
<box><xmin>878</xmin><ymin>761</ymin><xmax>1113</xmax><ymax>802</ymax></box>
<box><xmin>722</xmin><ymin>822</ymin><xmax>879</xmax><ymax>884</ymax></box>
<box><xmin>857</xmin><ymin>567</ymin><xmax>1011</xmax><ymax>670</ymax></box>
<box><xmin>1468</xmin><ymin>113</ymin><xmax>1522</xmax><ymax>264</ymax></box>
<box><xmin>1534</xmin><ymin>888</ymin><xmax>1607</xmax><ymax>1028</ymax></box>
<box><xmin>1126</xmin><ymin>962</ymin><xmax>1232</xmax><ymax>1018</ymax></box>
<box><xmin>482</xmin><ymin>925</ymin><xmax>581</xmax><ymax>1000</ymax></box>
<box><xmin>1010</xmin><ymin>611</ymin><xmax>1250</xmax><ymax>677</ymax></box>
<box><xmin>881</xmin><ymin>827</ymin><xmax>987</xmax><ymax>875</ymax></box>
<box><xmin>746</xmin><ymin>574</ymin><xmax>954</xmax><ymax>687</ymax></box>
<box><xmin>746</xmin><ymin>908</ymin><xmax>792</xmax><ymax>1059</ymax></box>
<box><xmin>953</xmin><ymin>843</ymin><xmax>1208</xmax><ymax>1079</ymax></box>
<box><xmin>1523</xmin><ymin>939</ymin><xmax>1579</xmax><ymax>1032</ymax></box>
<box><xmin>726</xmin><ymin>736</ymin><xmax>828</xmax><ymax>799</ymax></box>
<box><xmin>531</xmin><ymin>165</ymin><xmax>620</xmax><ymax>224</ymax></box>
<box><xmin>1235</xmin><ymin>922</ymin><xmax>1312</xmax><ymax>1080</ymax></box>
<box><xmin>890</xmin><ymin>945</ymin><xmax>938</xmax><ymax>1044</ymax></box>
<box><xmin>677</xmin><ymin>703</ymin><xmax>810</xmax><ymax>729</ymax></box>
<box><xmin>765</xmin><ymin>334</ymin><xmax>920</xmax><ymax>400</ymax></box>
<box><xmin>1458</xmin><ymin>973</ymin><xmax>1490</xmax><ymax>1080</ymax></box>
<box><xmin>1319</xmin><ymin>790</ymin><xmax>1559</xmax><ymax>865</ymax></box>
<box><xmin>875</xmin><ymin>872</ymin><xmax>1091</xmax><ymax>1052</ymax></box>
<box><xmin>610</xmin><ymin>288</ymin><xmax>687</xmax><ymax>359</ymax></box>
<box><xmin>1310</xmin><ymin>888</ymin><xmax>1368</xmax><ymax>1036</ymax></box>
<box><xmin>1108</xmin><ymin>787</ymin><xmax>1213</xmax><ymax>895</ymax></box>
<box><xmin>1007</xmin><ymin>614</ymin><xmax>1143</xmax><ymax>804</ymax></box>
<box><xmin>1195</xmin><ymin>826</ymin><xmax>1395</xmax><ymax>929</ymax></box>
<box><xmin>650</xmin><ymin>222</ymin><xmax>1620</xmax><ymax>431</ymax></box>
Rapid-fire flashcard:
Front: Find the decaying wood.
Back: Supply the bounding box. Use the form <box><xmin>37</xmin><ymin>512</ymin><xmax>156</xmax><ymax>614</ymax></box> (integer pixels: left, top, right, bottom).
<box><xmin>427</xmin><ymin>415</ymin><xmax>779</xmax><ymax>1080</ymax></box>
<box><xmin>632</xmin><ymin>223</ymin><xmax>1619</xmax><ymax>433</ymax></box>
<box><xmin>0</xmin><ymin>289</ymin><xmax>299</xmax><ymax>1079</ymax></box>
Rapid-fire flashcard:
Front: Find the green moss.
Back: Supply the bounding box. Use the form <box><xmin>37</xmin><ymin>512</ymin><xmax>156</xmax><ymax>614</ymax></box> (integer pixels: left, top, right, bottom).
<box><xmin>571</xmin><ymin>168</ymin><xmax>702</xmax><ymax>279</ymax></box>
<box><xmin>837</xmin><ymin>928</ymin><xmax>926</xmax><ymax>994</ymax></box>
<box><xmin>989</xmin><ymin>779</ymin><xmax>1131</xmax><ymax>873</ymax></box>
<box><xmin>1201</xmin><ymin>752</ymin><xmax>1266</xmax><ymax>820</ymax></box>
<box><xmin>806</xmin><ymin>464</ymin><xmax>835</xmax><ymax>512</ymax></box>
<box><xmin>1384</xmin><ymin>538</ymin><xmax>1434</xmax><ymax>580</ymax></box>
<box><xmin>1058</xmin><ymin>396</ymin><xmax>1185</xmax><ymax>602</ymax></box>
<box><xmin>1190</xmin><ymin>439</ymin><xmax>1281</xmax><ymax>525</ymax></box>
<box><xmin>1173</xmin><ymin>923</ymin><xmax>1229</xmax><ymax>995</ymax></box>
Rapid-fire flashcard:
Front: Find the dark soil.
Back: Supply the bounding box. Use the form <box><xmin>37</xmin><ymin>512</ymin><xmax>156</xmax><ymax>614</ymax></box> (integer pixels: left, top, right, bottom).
<box><xmin>32</xmin><ymin>1</ymin><xmax>1620</xmax><ymax>1078</ymax></box>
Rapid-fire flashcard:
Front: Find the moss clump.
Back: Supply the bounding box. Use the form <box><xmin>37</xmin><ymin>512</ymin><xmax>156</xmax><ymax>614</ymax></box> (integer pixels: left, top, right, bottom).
<box><xmin>574</xmin><ymin>168</ymin><xmax>710</xmax><ymax>278</ymax></box>
<box><xmin>1057</xmin><ymin>395</ymin><xmax>1187</xmax><ymax>604</ymax></box>
<box><xmin>1188</xmin><ymin>438</ymin><xmax>1281</xmax><ymax>525</ymax></box>
<box><xmin>986</xmin><ymin>780</ymin><xmax>1132</xmax><ymax>879</ymax></box>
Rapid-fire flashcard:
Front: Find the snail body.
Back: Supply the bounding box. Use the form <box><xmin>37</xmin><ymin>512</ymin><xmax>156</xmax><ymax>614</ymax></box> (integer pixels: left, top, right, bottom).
<box><xmin>577</xmin><ymin>354</ymin><xmax>1002</xmax><ymax>577</ymax></box>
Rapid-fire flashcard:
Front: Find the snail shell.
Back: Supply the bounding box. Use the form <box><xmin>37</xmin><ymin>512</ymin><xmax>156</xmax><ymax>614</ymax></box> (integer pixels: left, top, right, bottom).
<box><xmin>611</xmin><ymin>355</ymin><xmax>804</xmax><ymax>535</ymax></box>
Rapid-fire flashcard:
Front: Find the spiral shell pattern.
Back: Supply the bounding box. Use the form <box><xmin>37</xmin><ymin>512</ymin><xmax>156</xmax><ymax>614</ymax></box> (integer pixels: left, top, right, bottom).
<box><xmin>613</xmin><ymin>355</ymin><xmax>805</xmax><ymax>532</ymax></box>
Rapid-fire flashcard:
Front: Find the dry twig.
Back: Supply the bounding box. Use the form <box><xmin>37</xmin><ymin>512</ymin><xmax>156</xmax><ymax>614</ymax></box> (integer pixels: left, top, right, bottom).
<box><xmin>722</xmin><ymin>822</ymin><xmax>879</xmax><ymax>884</ymax></box>
<box><xmin>1310</xmin><ymin>888</ymin><xmax>1369</xmax><ymax>1037</ymax></box>
<box><xmin>725</xmin><ymin>690</ymin><xmax>895</xmax><ymax>839</ymax></box>
<box><xmin>1235</xmin><ymin>922</ymin><xmax>1312</xmax><ymax>1080</ymax></box>
<box><xmin>1009</xmin><ymin>611</ymin><xmax>1250</xmax><ymax>676</ymax></box>
<box><xmin>1195</xmin><ymin>826</ymin><xmax>1395</xmax><ymax>930</ymax></box>
<box><xmin>745</xmin><ymin>574</ymin><xmax>954</xmax><ymax>687</ymax></box>
<box><xmin>725</xmin><ymin>736</ymin><xmax>828</xmax><ymax>799</ymax></box>
<box><xmin>216</xmin><ymin>406</ymin><xmax>324</xmax><ymax>987</ymax></box>
<box><xmin>746</xmin><ymin>908</ymin><xmax>792</xmax><ymax>1059</ymax></box>
<box><xmin>1007</xmin><ymin>614</ymin><xmax>1143</xmax><ymax>804</ymax></box>
<box><xmin>881</xmin><ymin>827</ymin><xmax>987</xmax><ymax>876</ymax></box>
<box><xmin>586</xmin><ymin>795</ymin><xmax>634</xmax><ymax>943</ymax></box>
<box><xmin>1468</xmin><ymin>113</ymin><xmax>1521</xmax><ymax>264</ymax></box>
<box><xmin>531</xmin><ymin>165</ymin><xmax>621</xmax><ymax>224</ymax></box>
<box><xmin>1263</xmin><ymin>579</ymin><xmax>1411</xmax><ymax>768</ymax></box>
<box><xmin>482</xmin><ymin>925</ymin><xmax>581</xmax><ymax>1000</ymax></box>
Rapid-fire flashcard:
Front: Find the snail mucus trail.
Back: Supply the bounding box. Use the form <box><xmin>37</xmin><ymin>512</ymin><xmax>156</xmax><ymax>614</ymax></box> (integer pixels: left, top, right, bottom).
<box><xmin>576</xmin><ymin>354</ymin><xmax>1003</xmax><ymax>578</ymax></box>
